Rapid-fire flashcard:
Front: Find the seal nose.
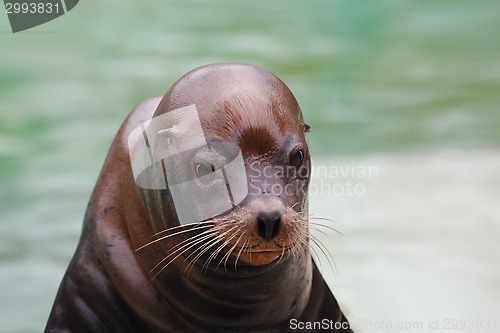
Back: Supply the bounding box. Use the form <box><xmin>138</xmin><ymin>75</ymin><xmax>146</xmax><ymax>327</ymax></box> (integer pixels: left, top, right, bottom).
<box><xmin>256</xmin><ymin>211</ymin><xmax>281</xmax><ymax>241</ymax></box>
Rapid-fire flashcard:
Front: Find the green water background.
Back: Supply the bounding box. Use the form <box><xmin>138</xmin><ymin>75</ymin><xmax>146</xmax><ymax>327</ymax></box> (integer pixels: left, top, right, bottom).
<box><xmin>1</xmin><ymin>1</ymin><xmax>499</xmax><ymax>332</ymax></box>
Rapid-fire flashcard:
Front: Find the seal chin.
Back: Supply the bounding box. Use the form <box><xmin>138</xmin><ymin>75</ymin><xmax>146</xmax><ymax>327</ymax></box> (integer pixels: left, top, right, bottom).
<box><xmin>236</xmin><ymin>249</ymin><xmax>284</xmax><ymax>266</ymax></box>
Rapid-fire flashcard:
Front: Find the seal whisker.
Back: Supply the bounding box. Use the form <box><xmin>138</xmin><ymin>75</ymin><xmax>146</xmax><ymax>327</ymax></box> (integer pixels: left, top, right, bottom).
<box><xmin>202</xmin><ymin>241</ymin><xmax>229</xmax><ymax>273</ymax></box>
<box><xmin>150</xmin><ymin>220</ymin><xmax>215</xmax><ymax>238</ymax></box>
<box><xmin>294</xmin><ymin>232</ymin><xmax>309</xmax><ymax>262</ymax></box>
<box><xmin>298</xmin><ymin>212</ymin><xmax>333</xmax><ymax>220</ymax></box>
<box><xmin>204</xmin><ymin>241</ymin><xmax>234</xmax><ymax>272</ymax></box>
<box><xmin>184</xmin><ymin>234</ymin><xmax>226</xmax><ymax>276</ymax></box>
<box><xmin>294</xmin><ymin>217</ymin><xmax>339</xmax><ymax>275</ymax></box>
<box><xmin>234</xmin><ymin>238</ymin><xmax>249</xmax><ymax>270</ymax></box>
<box><xmin>276</xmin><ymin>240</ymin><xmax>288</xmax><ymax>264</ymax></box>
<box><xmin>183</xmin><ymin>222</ymin><xmax>240</xmax><ymax>274</ymax></box>
<box><xmin>182</xmin><ymin>226</ymin><xmax>230</xmax><ymax>264</ymax></box>
<box><xmin>215</xmin><ymin>231</ymin><xmax>241</xmax><ymax>271</ymax></box>
<box><xmin>298</xmin><ymin>213</ymin><xmax>344</xmax><ymax>234</ymax></box>
<box><xmin>303</xmin><ymin>223</ymin><xmax>337</xmax><ymax>239</ymax></box>
<box><xmin>150</xmin><ymin>216</ymin><xmax>233</xmax><ymax>239</ymax></box>
<box><xmin>305</xmin><ymin>220</ymin><xmax>343</xmax><ymax>236</ymax></box>
<box><xmin>288</xmin><ymin>218</ymin><xmax>308</xmax><ymax>262</ymax></box>
<box><xmin>182</xmin><ymin>221</ymin><xmax>239</xmax><ymax>272</ymax></box>
<box><xmin>201</xmin><ymin>226</ymin><xmax>240</xmax><ymax>272</ymax></box>
<box><xmin>308</xmin><ymin>233</ymin><xmax>337</xmax><ymax>276</ymax></box>
<box><xmin>155</xmin><ymin>224</ymin><xmax>228</xmax><ymax>255</ymax></box>
<box><xmin>290</xmin><ymin>240</ymin><xmax>300</xmax><ymax>263</ymax></box>
<box><xmin>296</xmin><ymin>233</ymin><xmax>322</xmax><ymax>269</ymax></box>
<box><xmin>309</xmin><ymin>225</ymin><xmax>343</xmax><ymax>240</ymax></box>
<box><xmin>305</xmin><ymin>216</ymin><xmax>335</xmax><ymax>222</ymax></box>
<box><xmin>152</xmin><ymin>232</ymin><xmax>223</xmax><ymax>280</ymax></box>
<box><xmin>207</xmin><ymin>227</ymin><xmax>240</xmax><ymax>271</ymax></box>
<box><xmin>151</xmin><ymin>230</ymin><xmax>222</xmax><ymax>277</ymax></box>
<box><xmin>221</xmin><ymin>231</ymin><xmax>246</xmax><ymax>271</ymax></box>
<box><xmin>136</xmin><ymin>224</ymin><xmax>216</xmax><ymax>251</ymax></box>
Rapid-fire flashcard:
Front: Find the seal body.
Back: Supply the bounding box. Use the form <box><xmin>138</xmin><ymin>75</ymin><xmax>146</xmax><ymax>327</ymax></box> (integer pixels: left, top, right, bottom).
<box><xmin>45</xmin><ymin>64</ymin><xmax>352</xmax><ymax>332</ymax></box>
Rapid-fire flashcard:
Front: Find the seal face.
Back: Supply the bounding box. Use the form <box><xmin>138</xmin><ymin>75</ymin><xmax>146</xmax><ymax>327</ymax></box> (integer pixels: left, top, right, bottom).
<box><xmin>45</xmin><ymin>64</ymin><xmax>352</xmax><ymax>333</ymax></box>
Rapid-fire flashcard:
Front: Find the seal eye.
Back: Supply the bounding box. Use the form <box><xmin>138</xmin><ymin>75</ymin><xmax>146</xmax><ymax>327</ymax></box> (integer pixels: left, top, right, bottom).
<box><xmin>289</xmin><ymin>150</ymin><xmax>304</xmax><ymax>168</ymax></box>
<box><xmin>195</xmin><ymin>163</ymin><xmax>215</xmax><ymax>179</ymax></box>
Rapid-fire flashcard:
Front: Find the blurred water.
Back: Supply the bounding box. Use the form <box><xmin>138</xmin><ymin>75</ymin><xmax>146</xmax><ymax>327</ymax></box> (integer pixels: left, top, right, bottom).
<box><xmin>1</xmin><ymin>0</ymin><xmax>499</xmax><ymax>332</ymax></box>
<box><xmin>310</xmin><ymin>151</ymin><xmax>500</xmax><ymax>332</ymax></box>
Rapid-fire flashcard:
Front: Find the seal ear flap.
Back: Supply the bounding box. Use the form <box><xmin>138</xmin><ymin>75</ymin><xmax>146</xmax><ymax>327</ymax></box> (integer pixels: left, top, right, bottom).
<box><xmin>303</xmin><ymin>123</ymin><xmax>311</xmax><ymax>133</ymax></box>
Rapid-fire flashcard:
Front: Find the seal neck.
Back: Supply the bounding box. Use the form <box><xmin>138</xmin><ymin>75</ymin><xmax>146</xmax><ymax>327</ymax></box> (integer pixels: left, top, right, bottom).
<box><xmin>154</xmin><ymin>246</ymin><xmax>313</xmax><ymax>331</ymax></box>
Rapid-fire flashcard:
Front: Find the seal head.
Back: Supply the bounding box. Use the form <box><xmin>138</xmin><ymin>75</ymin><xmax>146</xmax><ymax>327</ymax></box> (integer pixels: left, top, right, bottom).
<box><xmin>45</xmin><ymin>64</ymin><xmax>352</xmax><ymax>333</ymax></box>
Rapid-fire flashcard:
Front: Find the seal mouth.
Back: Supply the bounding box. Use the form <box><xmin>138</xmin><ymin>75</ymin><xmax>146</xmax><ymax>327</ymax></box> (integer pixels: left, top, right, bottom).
<box><xmin>226</xmin><ymin>241</ymin><xmax>298</xmax><ymax>266</ymax></box>
<box><xmin>232</xmin><ymin>243</ymin><xmax>295</xmax><ymax>254</ymax></box>
<box><xmin>249</xmin><ymin>249</ymin><xmax>283</xmax><ymax>253</ymax></box>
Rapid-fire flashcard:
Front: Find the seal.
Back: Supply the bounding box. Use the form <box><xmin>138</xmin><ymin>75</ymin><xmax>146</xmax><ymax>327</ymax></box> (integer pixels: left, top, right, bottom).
<box><xmin>45</xmin><ymin>63</ymin><xmax>352</xmax><ymax>332</ymax></box>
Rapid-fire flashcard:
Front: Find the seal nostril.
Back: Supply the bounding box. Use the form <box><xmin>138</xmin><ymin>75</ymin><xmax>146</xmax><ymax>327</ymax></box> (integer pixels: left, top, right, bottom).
<box><xmin>256</xmin><ymin>211</ymin><xmax>281</xmax><ymax>241</ymax></box>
